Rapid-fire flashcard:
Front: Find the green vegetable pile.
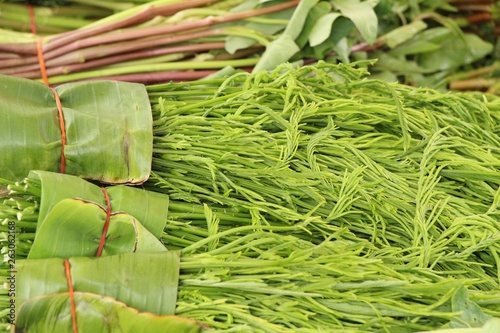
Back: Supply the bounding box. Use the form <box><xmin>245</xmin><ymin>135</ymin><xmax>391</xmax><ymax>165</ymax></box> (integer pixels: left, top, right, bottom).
<box><xmin>1</xmin><ymin>61</ymin><xmax>499</xmax><ymax>332</ymax></box>
<box><xmin>0</xmin><ymin>0</ymin><xmax>497</xmax><ymax>92</ymax></box>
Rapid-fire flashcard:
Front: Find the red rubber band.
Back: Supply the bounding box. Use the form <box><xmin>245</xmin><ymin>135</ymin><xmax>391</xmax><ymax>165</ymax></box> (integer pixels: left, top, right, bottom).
<box><xmin>49</xmin><ymin>87</ymin><xmax>66</xmax><ymax>174</ymax></box>
<box><xmin>96</xmin><ymin>187</ymin><xmax>112</xmax><ymax>257</ymax></box>
<box><xmin>63</xmin><ymin>259</ymin><xmax>79</xmax><ymax>333</ymax></box>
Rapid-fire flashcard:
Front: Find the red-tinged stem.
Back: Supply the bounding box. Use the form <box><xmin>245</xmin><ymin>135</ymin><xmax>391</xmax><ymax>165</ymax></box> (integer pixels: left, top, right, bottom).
<box><xmin>0</xmin><ymin>54</ymin><xmax>38</xmax><ymax>70</ymax></box>
<box><xmin>0</xmin><ymin>52</ymin><xmax>21</xmax><ymax>59</ymax></box>
<box><xmin>9</xmin><ymin>42</ymin><xmax>226</xmax><ymax>79</ymax></box>
<box><xmin>42</xmin><ymin>0</ymin><xmax>299</xmax><ymax>61</ymax></box>
<box><xmin>456</xmin><ymin>5</ymin><xmax>492</xmax><ymax>12</ymax></box>
<box><xmin>45</xmin><ymin>0</ymin><xmax>218</xmax><ymax>53</ymax></box>
<box><xmin>0</xmin><ymin>42</ymin><xmax>38</xmax><ymax>55</ymax></box>
<box><xmin>1</xmin><ymin>29</ymin><xmax>220</xmax><ymax>75</ymax></box>
<box><xmin>44</xmin><ymin>28</ymin><xmax>220</xmax><ymax>69</ymax></box>
<box><xmin>465</xmin><ymin>12</ymin><xmax>493</xmax><ymax>24</ymax></box>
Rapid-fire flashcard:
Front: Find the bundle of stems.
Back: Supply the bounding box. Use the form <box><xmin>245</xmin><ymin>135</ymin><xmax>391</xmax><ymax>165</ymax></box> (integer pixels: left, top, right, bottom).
<box><xmin>0</xmin><ymin>0</ymin><xmax>300</xmax><ymax>84</ymax></box>
<box><xmin>3</xmin><ymin>0</ymin><xmax>497</xmax><ymax>95</ymax></box>
<box><xmin>0</xmin><ymin>2</ymin><xmax>105</xmax><ymax>35</ymax></box>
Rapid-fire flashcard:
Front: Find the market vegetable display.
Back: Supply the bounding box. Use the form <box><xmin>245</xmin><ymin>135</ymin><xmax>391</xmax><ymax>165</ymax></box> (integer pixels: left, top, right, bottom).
<box><xmin>1</xmin><ymin>62</ymin><xmax>500</xmax><ymax>332</ymax></box>
<box><xmin>0</xmin><ymin>0</ymin><xmax>496</xmax><ymax>91</ymax></box>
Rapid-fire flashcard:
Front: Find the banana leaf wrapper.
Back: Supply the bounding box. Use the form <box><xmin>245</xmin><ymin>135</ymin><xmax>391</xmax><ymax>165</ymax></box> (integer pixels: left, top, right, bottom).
<box><xmin>17</xmin><ymin>251</ymin><xmax>181</xmax><ymax>317</ymax></box>
<box><xmin>0</xmin><ymin>75</ymin><xmax>152</xmax><ymax>184</ymax></box>
<box><xmin>28</xmin><ymin>198</ymin><xmax>167</xmax><ymax>259</ymax></box>
<box><xmin>27</xmin><ymin>170</ymin><xmax>168</xmax><ymax>257</ymax></box>
<box><xmin>15</xmin><ymin>292</ymin><xmax>203</xmax><ymax>333</ymax></box>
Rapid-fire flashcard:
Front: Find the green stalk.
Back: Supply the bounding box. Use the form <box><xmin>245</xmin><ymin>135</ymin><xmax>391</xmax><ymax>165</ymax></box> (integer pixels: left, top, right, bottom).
<box><xmin>43</xmin><ymin>57</ymin><xmax>260</xmax><ymax>84</ymax></box>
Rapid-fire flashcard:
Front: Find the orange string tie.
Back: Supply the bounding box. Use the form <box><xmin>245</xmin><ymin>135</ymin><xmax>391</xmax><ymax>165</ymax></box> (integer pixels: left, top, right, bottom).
<box><xmin>27</xmin><ymin>3</ymin><xmax>50</xmax><ymax>85</ymax></box>
<box><xmin>26</xmin><ymin>4</ymin><xmax>37</xmax><ymax>35</ymax></box>
<box><xmin>63</xmin><ymin>259</ymin><xmax>79</xmax><ymax>333</ymax></box>
<box><xmin>36</xmin><ymin>38</ymin><xmax>50</xmax><ymax>85</ymax></box>
<box><xmin>96</xmin><ymin>188</ymin><xmax>112</xmax><ymax>257</ymax></box>
<box><xmin>49</xmin><ymin>88</ymin><xmax>67</xmax><ymax>174</ymax></box>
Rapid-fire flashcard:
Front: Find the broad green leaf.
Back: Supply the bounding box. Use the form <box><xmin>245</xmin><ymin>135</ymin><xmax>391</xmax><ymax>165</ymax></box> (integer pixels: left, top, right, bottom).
<box><xmin>389</xmin><ymin>40</ymin><xmax>441</xmax><ymax>57</ymax></box>
<box><xmin>0</xmin><ymin>76</ymin><xmax>152</xmax><ymax>184</ymax></box>
<box><xmin>16</xmin><ymin>292</ymin><xmax>203</xmax><ymax>333</ymax></box>
<box><xmin>17</xmin><ymin>251</ymin><xmax>181</xmax><ymax>316</ymax></box>
<box><xmin>29</xmin><ymin>171</ymin><xmax>169</xmax><ymax>239</ymax></box>
<box><xmin>222</xmin><ymin>27</ymin><xmax>272</xmax><ymax>55</ymax></box>
<box><xmin>368</xmin><ymin>70</ymin><xmax>399</xmax><ymax>83</ymax></box>
<box><xmin>309</xmin><ymin>13</ymin><xmax>342</xmax><ymax>47</ymax></box>
<box><xmin>239</xmin><ymin>0</ymin><xmax>318</xmax><ymax>69</ymax></box>
<box><xmin>331</xmin><ymin>0</ymin><xmax>379</xmax><ymax>45</ymax></box>
<box><xmin>373</xmin><ymin>51</ymin><xmax>433</xmax><ymax>74</ymax></box>
<box><xmin>449</xmin><ymin>287</ymin><xmax>492</xmax><ymax>328</ymax></box>
<box><xmin>330</xmin><ymin>16</ymin><xmax>355</xmax><ymax>45</ymax></box>
<box><xmin>282</xmin><ymin>0</ymin><xmax>319</xmax><ymax>40</ymax></box>
<box><xmin>411</xmin><ymin>27</ymin><xmax>454</xmax><ymax>44</ymax></box>
<box><xmin>28</xmin><ymin>198</ymin><xmax>166</xmax><ymax>259</ymax></box>
<box><xmin>378</xmin><ymin>20</ymin><xmax>427</xmax><ymax>49</ymax></box>
<box><xmin>302</xmin><ymin>17</ymin><xmax>354</xmax><ymax>61</ymax></box>
<box><xmin>417</xmin><ymin>33</ymin><xmax>494</xmax><ymax>72</ymax></box>
<box><xmin>252</xmin><ymin>34</ymin><xmax>300</xmax><ymax>72</ymax></box>
<box><xmin>333</xmin><ymin>37</ymin><xmax>350</xmax><ymax>64</ymax></box>
<box><xmin>295</xmin><ymin>1</ymin><xmax>331</xmax><ymax>48</ymax></box>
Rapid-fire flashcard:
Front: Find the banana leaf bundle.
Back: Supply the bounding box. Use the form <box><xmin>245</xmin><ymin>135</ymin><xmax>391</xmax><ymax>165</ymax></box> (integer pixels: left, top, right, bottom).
<box><xmin>26</xmin><ymin>170</ymin><xmax>169</xmax><ymax>257</ymax></box>
<box><xmin>0</xmin><ymin>75</ymin><xmax>152</xmax><ymax>184</ymax></box>
<box><xmin>2</xmin><ymin>173</ymin><xmax>500</xmax><ymax>333</ymax></box>
<box><xmin>0</xmin><ymin>171</ymin><xmax>203</xmax><ymax>332</ymax></box>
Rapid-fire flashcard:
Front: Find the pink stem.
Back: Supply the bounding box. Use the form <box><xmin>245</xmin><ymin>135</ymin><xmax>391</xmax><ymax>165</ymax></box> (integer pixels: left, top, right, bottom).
<box><xmin>42</xmin><ymin>0</ymin><xmax>299</xmax><ymax>61</ymax></box>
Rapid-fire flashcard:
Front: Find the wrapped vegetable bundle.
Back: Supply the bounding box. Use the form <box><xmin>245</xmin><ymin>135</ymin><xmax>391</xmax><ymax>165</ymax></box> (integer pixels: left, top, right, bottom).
<box><xmin>2</xmin><ymin>173</ymin><xmax>500</xmax><ymax>333</ymax></box>
<box><xmin>2</xmin><ymin>62</ymin><xmax>500</xmax><ymax>332</ymax></box>
<box><xmin>0</xmin><ymin>76</ymin><xmax>152</xmax><ymax>184</ymax></box>
<box><xmin>0</xmin><ymin>171</ymin><xmax>205</xmax><ymax>332</ymax></box>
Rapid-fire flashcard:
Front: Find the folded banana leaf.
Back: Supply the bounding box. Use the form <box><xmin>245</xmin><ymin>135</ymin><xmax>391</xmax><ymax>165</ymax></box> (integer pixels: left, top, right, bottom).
<box><xmin>0</xmin><ymin>74</ymin><xmax>152</xmax><ymax>184</ymax></box>
<box><xmin>29</xmin><ymin>170</ymin><xmax>168</xmax><ymax>240</ymax></box>
<box><xmin>15</xmin><ymin>292</ymin><xmax>203</xmax><ymax>333</ymax></box>
<box><xmin>28</xmin><ymin>198</ymin><xmax>167</xmax><ymax>259</ymax></box>
<box><xmin>17</xmin><ymin>251</ymin><xmax>180</xmax><ymax>316</ymax></box>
